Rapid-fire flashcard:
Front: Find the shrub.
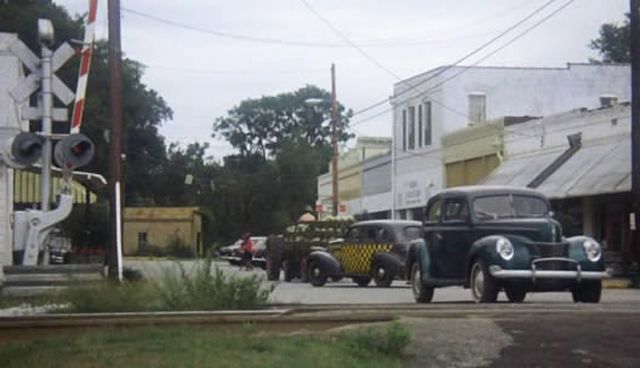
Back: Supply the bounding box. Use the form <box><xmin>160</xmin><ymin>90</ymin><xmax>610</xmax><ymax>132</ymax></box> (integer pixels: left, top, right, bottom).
<box><xmin>134</xmin><ymin>244</ymin><xmax>166</xmax><ymax>257</ymax></box>
<box><xmin>153</xmin><ymin>256</ymin><xmax>274</xmax><ymax>310</ymax></box>
<box><xmin>61</xmin><ymin>257</ymin><xmax>274</xmax><ymax>312</ymax></box>
<box><xmin>164</xmin><ymin>234</ymin><xmax>195</xmax><ymax>258</ymax></box>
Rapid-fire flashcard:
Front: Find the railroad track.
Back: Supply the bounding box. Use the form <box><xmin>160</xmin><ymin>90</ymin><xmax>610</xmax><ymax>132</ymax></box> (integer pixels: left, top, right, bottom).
<box><xmin>0</xmin><ymin>302</ymin><xmax>637</xmax><ymax>331</ymax></box>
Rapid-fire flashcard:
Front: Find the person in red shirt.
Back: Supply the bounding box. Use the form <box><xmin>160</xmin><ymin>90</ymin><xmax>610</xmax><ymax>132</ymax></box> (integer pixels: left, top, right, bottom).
<box><xmin>241</xmin><ymin>233</ymin><xmax>254</xmax><ymax>270</ymax></box>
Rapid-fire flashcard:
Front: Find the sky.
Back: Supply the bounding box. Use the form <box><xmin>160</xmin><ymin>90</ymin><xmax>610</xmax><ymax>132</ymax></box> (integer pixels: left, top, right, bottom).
<box><xmin>54</xmin><ymin>0</ymin><xmax>630</xmax><ymax>159</ymax></box>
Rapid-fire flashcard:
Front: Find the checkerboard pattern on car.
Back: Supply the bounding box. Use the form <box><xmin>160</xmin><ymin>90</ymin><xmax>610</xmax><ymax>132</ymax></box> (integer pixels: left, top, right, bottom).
<box><xmin>335</xmin><ymin>243</ymin><xmax>392</xmax><ymax>274</ymax></box>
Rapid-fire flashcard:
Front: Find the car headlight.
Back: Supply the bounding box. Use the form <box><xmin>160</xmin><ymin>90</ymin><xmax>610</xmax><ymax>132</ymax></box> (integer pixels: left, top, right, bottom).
<box><xmin>582</xmin><ymin>239</ymin><xmax>602</xmax><ymax>262</ymax></box>
<box><xmin>496</xmin><ymin>237</ymin><xmax>514</xmax><ymax>261</ymax></box>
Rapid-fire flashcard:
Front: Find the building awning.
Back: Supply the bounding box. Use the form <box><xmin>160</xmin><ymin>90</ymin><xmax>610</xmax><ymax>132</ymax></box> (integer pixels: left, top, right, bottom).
<box><xmin>479</xmin><ymin>148</ymin><xmax>564</xmax><ymax>189</ymax></box>
<box><xmin>481</xmin><ymin>135</ymin><xmax>630</xmax><ymax>199</ymax></box>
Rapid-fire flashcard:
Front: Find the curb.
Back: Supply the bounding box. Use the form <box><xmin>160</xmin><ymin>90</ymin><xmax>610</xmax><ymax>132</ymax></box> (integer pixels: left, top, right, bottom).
<box><xmin>603</xmin><ymin>278</ymin><xmax>633</xmax><ymax>289</ymax></box>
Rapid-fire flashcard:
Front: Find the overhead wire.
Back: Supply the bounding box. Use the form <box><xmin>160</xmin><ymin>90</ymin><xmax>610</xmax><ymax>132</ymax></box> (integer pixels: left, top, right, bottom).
<box><xmin>348</xmin><ymin>0</ymin><xmax>560</xmax><ymax>117</ymax></box>
<box><xmin>389</xmin><ymin>0</ymin><xmax>578</xmax><ymax>112</ymax></box>
<box><xmin>348</xmin><ymin>0</ymin><xmax>575</xmax><ymax>131</ymax></box>
<box><xmin>122</xmin><ymin>6</ymin><xmax>499</xmax><ymax>49</ymax></box>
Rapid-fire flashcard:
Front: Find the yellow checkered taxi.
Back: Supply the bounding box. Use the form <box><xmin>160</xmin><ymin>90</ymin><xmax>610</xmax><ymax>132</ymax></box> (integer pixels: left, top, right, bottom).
<box><xmin>307</xmin><ymin>220</ymin><xmax>423</xmax><ymax>287</ymax></box>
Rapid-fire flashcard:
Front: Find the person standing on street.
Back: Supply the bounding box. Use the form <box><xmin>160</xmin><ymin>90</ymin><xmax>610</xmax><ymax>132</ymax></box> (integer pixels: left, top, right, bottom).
<box><xmin>241</xmin><ymin>233</ymin><xmax>254</xmax><ymax>271</ymax></box>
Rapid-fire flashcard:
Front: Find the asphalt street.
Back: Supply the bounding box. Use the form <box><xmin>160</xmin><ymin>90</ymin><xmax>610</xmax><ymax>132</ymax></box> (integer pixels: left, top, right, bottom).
<box><xmin>126</xmin><ymin>259</ymin><xmax>640</xmax><ymax>305</ymax></box>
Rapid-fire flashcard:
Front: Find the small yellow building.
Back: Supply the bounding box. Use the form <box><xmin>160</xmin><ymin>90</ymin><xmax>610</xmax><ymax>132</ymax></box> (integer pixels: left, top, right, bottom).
<box><xmin>123</xmin><ymin>207</ymin><xmax>203</xmax><ymax>257</ymax></box>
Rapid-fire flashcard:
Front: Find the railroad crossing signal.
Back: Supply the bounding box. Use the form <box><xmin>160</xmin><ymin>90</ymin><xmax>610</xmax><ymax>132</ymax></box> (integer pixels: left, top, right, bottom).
<box><xmin>8</xmin><ymin>37</ymin><xmax>75</xmax><ymax>117</ymax></box>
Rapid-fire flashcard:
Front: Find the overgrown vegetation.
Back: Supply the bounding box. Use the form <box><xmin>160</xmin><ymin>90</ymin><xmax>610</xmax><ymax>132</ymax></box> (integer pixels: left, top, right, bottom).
<box><xmin>61</xmin><ymin>258</ymin><xmax>272</xmax><ymax>312</ymax></box>
<box><xmin>133</xmin><ymin>235</ymin><xmax>196</xmax><ymax>258</ymax></box>
<box><xmin>154</xmin><ymin>258</ymin><xmax>273</xmax><ymax>310</ymax></box>
<box><xmin>0</xmin><ymin>323</ymin><xmax>410</xmax><ymax>368</ymax></box>
<box><xmin>345</xmin><ymin>321</ymin><xmax>411</xmax><ymax>357</ymax></box>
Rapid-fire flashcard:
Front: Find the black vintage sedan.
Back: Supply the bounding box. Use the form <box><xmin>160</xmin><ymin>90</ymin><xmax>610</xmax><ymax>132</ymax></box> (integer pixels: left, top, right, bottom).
<box><xmin>407</xmin><ymin>186</ymin><xmax>609</xmax><ymax>303</ymax></box>
<box><xmin>307</xmin><ymin>220</ymin><xmax>423</xmax><ymax>287</ymax></box>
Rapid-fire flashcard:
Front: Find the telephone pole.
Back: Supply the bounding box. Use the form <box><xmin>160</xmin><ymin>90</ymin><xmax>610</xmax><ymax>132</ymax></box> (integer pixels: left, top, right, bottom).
<box><xmin>631</xmin><ymin>0</ymin><xmax>640</xmax><ymax>243</ymax></box>
<box><xmin>331</xmin><ymin>63</ymin><xmax>339</xmax><ymax>217</ymax></box>
<box><xmin>108</xmin><ymin>0</ymin><xmax>124</xmax><ymax>280</ymax></box>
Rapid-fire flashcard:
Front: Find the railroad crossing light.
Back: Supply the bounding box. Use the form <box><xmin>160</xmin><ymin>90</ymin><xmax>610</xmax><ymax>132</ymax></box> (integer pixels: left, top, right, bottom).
<box><xmin>37</xmin><ymin>19</ymin><xmax>55</xmax><ymax>47</ymax></box>
<box><xmin>54</xmin><ymin>133</ymin><xmax>94</xmax><ymax>169</ymax></box>
<box><xmin>11</xmin><ymin>132</ymin><xmax>44</xmax><ymax>166</ymax></box>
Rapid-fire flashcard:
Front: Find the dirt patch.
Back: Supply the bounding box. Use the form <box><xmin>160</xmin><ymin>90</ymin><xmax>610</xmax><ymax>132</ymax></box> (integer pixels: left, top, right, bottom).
<box><xmin>492</xmin><ymin>314</ymin><xmax>640</xmax><ymax>368</ymax></box>
<box><xmin>399</xmin><ymin>317</ymin><xmax>512</xmax><ymax>368</ymax></box>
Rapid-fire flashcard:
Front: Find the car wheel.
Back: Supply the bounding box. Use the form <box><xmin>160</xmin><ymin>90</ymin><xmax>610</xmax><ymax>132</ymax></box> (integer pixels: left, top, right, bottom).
<box><xmin>505</xmin><ymin>287</ymin><xmax>526</xmax><ymax>303</ymax></box>
<box><xmin>266</xmin><ymin>258</ymin><xmax>281</xmax><ymax>281</ymax></box>
<box><xmin>571</xmin><ymin>281</ymin><xmax>602</xmax><ymax>303</ymax></box>
<box><xmin>470</xmin><ymin>260</ymin><xmax>498</xmax><ymax>303</ymax></box>
<box><xmin>353</xmin><ymin>276</ymin><xmax>371</xmax><ymax>287</ymax></box>
<box><xmin>283</xmin><ymin>260</ymin><xmax>294</xmax><ymax>282</ymax></box>
<box><xmin>372</xmin><ymin>262</ymin><xmax>393</xmax><ymax>287</ymax></box>
<box><xmin>411</xmin><ymin>263</ymin><xmax>434</xmax><ymax>303</ymax></box>
<box><xmin>308</xmin><ymin>262</ymin><xmax>327</xmax><ymax>287</ymax></box>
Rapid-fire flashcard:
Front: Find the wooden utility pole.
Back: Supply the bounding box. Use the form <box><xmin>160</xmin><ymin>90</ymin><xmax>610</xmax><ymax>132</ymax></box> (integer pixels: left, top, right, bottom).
<box><xmin>331</xmin><ymin>63</ymin><xmax>339</xmax><ymax>217</ymax></box>
<box><xmin>632</xmin><ymin>0</ymin><xmax>640</xmax><ymax>243</ymax></box>
<box><xmin>108</xmin><ymin>0</ymin><xmax>123</xmax><ymax>280</ymax></box>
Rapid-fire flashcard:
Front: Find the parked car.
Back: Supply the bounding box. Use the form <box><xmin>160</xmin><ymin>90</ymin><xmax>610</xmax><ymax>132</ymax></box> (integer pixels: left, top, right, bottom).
<box><xmin>407</xmin><ymin>186</ymin><xmax>609</xmax><ymax>304</ymax></box>
<box><xmin>307</xmin><ymin>220</ymin><xmax>423</xmax><ymax>287</ymax></box>
<box><xmin>46</xmin><ymin>229</ymin><xmax>72</xmax><ymax>264</ymax></box>
<box><xmin>219</xmin><ymin>236</ymin><xmax>267</xmax><ymax>269</ymax></box>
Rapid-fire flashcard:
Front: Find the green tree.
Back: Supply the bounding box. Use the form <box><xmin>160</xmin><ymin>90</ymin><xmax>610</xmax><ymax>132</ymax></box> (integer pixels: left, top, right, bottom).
<box><xmin>213</xmin><ymin>85</ymin><xmax>353</xmax><ymax>157</ymax></box>
<box><xmin>590</xmin><ymin>14</ymin><xmax>631</xmax><ymax>63</ymax></box>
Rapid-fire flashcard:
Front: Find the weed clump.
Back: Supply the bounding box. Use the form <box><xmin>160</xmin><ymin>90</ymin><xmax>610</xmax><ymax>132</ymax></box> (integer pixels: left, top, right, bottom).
<box><xmin>61</xmin><ymin>256</ymin><xmax>273</xmax><ymax>312</ymax></box>
<box><xmin>345</xmin><ymin>321</ymin><xmax>411</xmax><ymax>357</ymax></box>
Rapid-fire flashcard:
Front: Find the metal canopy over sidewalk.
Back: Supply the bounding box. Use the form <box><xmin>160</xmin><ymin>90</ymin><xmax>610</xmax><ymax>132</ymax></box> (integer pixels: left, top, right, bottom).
<box><xmin>481</xmin><ymin>135</ymin><xmax>631</xmax><ymax>199</ymax></box>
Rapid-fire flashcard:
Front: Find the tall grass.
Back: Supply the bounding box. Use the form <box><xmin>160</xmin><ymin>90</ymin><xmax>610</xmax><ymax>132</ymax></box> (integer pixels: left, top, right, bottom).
<box><xmin>61</xmin><ymin>257</ymin><xmax>273</xmax><ymax>313</ymax></box>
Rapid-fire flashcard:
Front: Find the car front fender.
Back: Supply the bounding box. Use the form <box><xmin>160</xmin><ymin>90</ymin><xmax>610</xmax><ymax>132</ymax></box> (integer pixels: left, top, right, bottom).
<box><xmin>565</xmin><ymin>236</ymin><xmax>606</xmax><ymax>271</ymax></box>
<box><xmin>308</xmin><ymin>250</ymin><xmax>342</xmax><ymax>276</ymax></box>
<box><xmin>371</xmin><ymin>251</ymin><xmax>405</xmax><ymax>279</ymax></box>
<box><xmin>466</xmin><ymin>235</ymin><xmax>533</xmax><ymax>278</ymax></box>
<box><xmin>413</xmin><ymin>240</ymin><xmax>435</xmax><ymax>281</ymax></box>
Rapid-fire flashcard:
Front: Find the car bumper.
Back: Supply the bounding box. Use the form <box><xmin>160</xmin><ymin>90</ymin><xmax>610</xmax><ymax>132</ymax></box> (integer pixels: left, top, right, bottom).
<box><xmin>489</xmin><ymin>258</ymin><xmax>610</xmax><ymax>282</ymax></box>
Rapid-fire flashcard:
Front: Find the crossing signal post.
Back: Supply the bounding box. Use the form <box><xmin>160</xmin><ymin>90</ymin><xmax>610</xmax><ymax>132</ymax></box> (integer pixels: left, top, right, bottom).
<box><xmin>4</xmin><ymin>19</ymin><xmax>95</xmax><ymax>266</ymax></box>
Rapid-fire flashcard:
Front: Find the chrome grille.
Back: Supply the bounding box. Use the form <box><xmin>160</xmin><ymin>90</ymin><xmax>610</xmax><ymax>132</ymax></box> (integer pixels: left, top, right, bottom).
<box><xmin>534</xmin><ymin>242</ymin><xmax>570</xmax><ymax>270</ymax></box>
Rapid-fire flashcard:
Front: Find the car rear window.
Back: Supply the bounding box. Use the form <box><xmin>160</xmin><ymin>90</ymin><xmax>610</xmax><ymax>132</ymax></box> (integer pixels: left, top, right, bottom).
<box><xmin>403</xmin><ymin>226</ymin><xmax>423</xmax><ymax>240</ymax></box>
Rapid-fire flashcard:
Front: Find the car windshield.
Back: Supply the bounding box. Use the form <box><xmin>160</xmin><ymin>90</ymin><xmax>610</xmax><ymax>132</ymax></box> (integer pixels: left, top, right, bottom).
<box><xmin>473</xmin><ymin>195</ymin><xmax>548</xmax><ymax>220</ymax></box>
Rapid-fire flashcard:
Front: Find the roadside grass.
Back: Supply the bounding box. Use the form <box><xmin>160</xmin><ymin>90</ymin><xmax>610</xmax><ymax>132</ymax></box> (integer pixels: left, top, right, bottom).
<box><xmin>0</xmin><ymin>322</ymin><xmax>410</xmax><ymax>368</ymax></box>
<box><xmin>0</xmin><ymin>294</ymin><xmax>68</xmax><ymax>310</ymax></box>
<box><xmin>59</xmin><ymin>256</ymin><xmax>274</xmax><ymax>313</ymax></box>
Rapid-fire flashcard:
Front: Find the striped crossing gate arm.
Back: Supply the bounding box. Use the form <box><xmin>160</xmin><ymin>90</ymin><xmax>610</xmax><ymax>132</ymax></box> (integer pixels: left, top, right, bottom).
<box><xmin>70</xmin><ymin>0</ymin><xmax>98</xmax><ymax>133</ymax></box>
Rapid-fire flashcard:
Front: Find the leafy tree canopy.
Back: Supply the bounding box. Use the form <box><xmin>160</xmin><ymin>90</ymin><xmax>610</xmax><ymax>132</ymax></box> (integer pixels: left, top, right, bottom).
<box><xmin>590</xmin><ymin>13</ymin><xmax>631</xmax><ymax>63</ymax></box>
<box><xmin>213</xmin><ymin>85</ymin><xmax>353</xmax><ymax>157</ymax></box>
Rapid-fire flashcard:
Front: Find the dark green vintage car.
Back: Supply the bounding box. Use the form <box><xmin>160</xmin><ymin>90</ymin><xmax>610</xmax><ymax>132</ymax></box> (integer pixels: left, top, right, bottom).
<box><xmin>307</xmin><ymin>220</ymin><xmax>423</xmax><ymax>287</ymax></box>
<box><xmin>407</xmin><ymin>186</ymin><xmax>609</xmax><ymax>303</ymax></box>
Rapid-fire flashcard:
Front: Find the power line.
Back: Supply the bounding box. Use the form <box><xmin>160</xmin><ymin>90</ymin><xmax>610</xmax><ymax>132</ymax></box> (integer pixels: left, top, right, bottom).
<box><xmin>298</xmin><ymin>0</ymin><xmax>405</xmax><ymax>80</ymax></box>
<box><xmin>391</xmin><ymin>0</ymin><xmax>577</xmax><ymax>109</ymax></box>
<box><xmin>122</xmin><ymin>6</ymin><xmax>496</xmax><ymax>49</ymax></box>
<box><xmin>348</xmin><ymin>0</ymin><xmax>559</xmax><ymax>117</ymax></box>
<box><xmin>142</xmin><ymin>64</ymin><xmax>326</xmax><ymax>76</ymax></box>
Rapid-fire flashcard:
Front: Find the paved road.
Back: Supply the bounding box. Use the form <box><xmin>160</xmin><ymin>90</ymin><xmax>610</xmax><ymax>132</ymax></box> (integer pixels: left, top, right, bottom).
<box><xmin>125</xmin><ymin>259</ymin><xmax>640</xmax><ymax>306</ymax></box>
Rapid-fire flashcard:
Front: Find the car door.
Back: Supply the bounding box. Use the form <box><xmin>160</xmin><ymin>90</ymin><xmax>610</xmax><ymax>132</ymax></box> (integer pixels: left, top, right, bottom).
<box><xmin>438</xmin><ymin>197</ymin><xmax>473</xmax><ymax>279</ymax></box>
<box><xmin>333</xmin><ymin>225</ymin><xmax>359</xmax><ymax>270</ymax></box>
<box><xmin>423</xmin><ymin>197</ymin><xmax>445</xmax><ymax>277</ymax></box>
